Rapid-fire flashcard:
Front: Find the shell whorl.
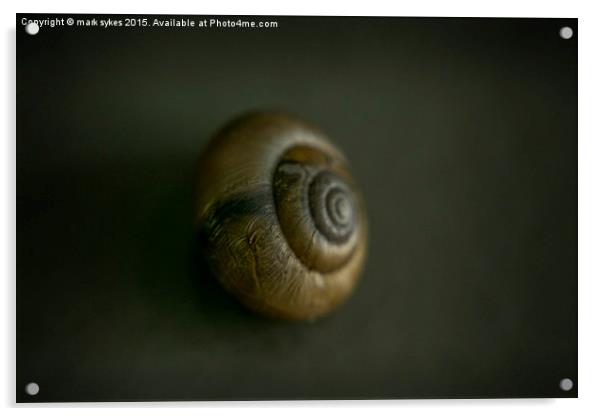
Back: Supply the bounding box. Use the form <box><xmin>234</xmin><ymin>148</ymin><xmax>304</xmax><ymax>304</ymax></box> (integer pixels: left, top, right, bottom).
<box><xmin>273</xmin><ymin>146</ymin><xmax>360</xmax><ymax>273</ymax></box>
<box><xmin>195</xmin><ymin>112</ymin><xmax>367</xmax><ymax>320</ymax></box>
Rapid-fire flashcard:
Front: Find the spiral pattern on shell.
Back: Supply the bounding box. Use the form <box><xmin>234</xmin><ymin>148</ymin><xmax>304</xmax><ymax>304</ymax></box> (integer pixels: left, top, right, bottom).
<box><xmin>195</xmin><ymin>112</ymin><xmax>368</xmax><ymax>320</ymax></box>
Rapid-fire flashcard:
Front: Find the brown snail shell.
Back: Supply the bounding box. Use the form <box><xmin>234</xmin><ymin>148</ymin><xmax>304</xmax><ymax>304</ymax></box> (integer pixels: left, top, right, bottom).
<box><xmin>194</xmin><ymin>112</ymin><xmax>368</xmax><ymax>320</ymax></box>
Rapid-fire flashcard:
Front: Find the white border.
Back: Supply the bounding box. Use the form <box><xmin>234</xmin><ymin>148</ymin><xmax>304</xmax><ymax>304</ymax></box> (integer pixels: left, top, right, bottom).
<box><xmin>3</xmin><ymin>1</ymin><xmax>601</xmax><ymax>415</ymax></box>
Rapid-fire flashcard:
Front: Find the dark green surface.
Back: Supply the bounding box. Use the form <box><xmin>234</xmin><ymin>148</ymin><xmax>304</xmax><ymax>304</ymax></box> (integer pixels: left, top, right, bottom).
<box><xmin>17</xmin><ymin>15</ymin><xmax>577</xmax><ymax>401</ymax></box>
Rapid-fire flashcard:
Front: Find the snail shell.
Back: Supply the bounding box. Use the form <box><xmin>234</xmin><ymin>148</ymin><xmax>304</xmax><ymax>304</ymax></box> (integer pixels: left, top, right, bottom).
<box><xmin>195</xmin><ymin>112</ymin><xmax>368</xmax><ymax>320</ymax></box>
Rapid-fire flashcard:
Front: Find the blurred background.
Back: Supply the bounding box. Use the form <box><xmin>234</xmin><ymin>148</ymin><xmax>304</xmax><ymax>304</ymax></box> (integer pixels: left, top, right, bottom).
<box><xmin>17</xmin><ymin>15</ymin><xmax>577</xmax><ymax>401</ymax></box>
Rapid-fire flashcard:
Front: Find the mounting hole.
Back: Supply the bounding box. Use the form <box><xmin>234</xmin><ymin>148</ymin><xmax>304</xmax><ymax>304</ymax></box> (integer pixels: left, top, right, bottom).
<box><xmin>559</xmin><ymin>378</ymin><xmax>574</xmax><ymax>391</ymax></box>
<box><xmin>25</xmin><ymin>22</ymin><xmax>39</xmax><ymax>36</ymax></box>
<box><xmin>25</xmin><ymin>382</ymin><xmax>39</xmax><ymax>396</ymax></box>
<box><xmin>559</xmin><ymin>26</ymin><xmax>573</xmax><ymax>40</ymax></box>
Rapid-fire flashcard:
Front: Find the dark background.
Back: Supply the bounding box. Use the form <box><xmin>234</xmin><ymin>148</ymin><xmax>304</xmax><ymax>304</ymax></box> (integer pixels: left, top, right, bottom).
<box><xmin>16</xmin><ymin>15</ymin><xmax>577</xmax><ymax>402</ymax></box>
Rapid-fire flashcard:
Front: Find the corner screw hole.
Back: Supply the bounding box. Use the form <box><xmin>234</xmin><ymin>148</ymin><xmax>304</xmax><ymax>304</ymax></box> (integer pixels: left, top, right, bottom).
<box><xmin>25</xmin><ymin>22</ymin><xmax>40</xmax><ymax>36</ymax></box>
<box><xmin>25</xmin><ymin>382</ymin><xmax>39</xmax><ymax>396</ymax></box>
<box><xmin>559</xmin><ymin>26</ymin><xmax>573</xmax><ymax>40</ymax></box>
<box><xmin>559</xmin><ymin>378</ymin><xmax>574</xmax><ymax>391</ymax></box>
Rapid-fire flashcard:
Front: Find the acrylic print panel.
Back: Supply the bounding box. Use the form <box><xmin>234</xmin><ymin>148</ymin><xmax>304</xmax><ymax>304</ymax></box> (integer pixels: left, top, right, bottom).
<box><xmin>16</xmin><ymin>14</ymin><xmax>577</xmax><ymax>402</ymax></box>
